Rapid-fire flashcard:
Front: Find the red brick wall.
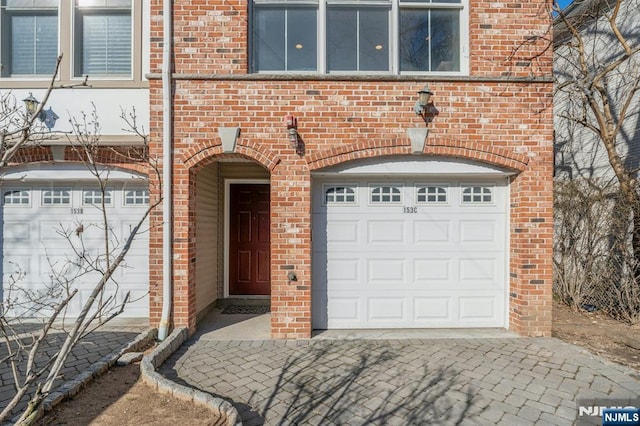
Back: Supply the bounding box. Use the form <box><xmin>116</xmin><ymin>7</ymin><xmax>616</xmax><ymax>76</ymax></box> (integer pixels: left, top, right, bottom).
<box><xmin>148</xmin><ymin>0</ymin><xmax>554</xmax><ymax>338</ymax></box>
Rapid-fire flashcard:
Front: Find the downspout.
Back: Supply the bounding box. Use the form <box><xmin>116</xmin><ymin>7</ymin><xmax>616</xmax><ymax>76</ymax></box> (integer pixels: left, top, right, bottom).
<box><xmin>158</xmin><ymin>0</ymin><xmax>173</xmax><ymax>341</ymax></box>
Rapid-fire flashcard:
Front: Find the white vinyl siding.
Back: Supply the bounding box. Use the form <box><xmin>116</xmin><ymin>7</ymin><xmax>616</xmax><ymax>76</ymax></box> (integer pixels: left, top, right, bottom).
<box><xmin>195</xmin><ymin>163</ymin><xmax>219</xmax><ymax>314</ymax></box>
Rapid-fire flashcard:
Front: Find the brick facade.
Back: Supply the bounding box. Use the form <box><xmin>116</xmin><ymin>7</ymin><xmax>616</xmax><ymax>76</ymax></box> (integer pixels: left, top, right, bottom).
<box><xmin>148</xmin><ymin>0</ymin><xmax>554</xmax><ymax>338</ymax></box>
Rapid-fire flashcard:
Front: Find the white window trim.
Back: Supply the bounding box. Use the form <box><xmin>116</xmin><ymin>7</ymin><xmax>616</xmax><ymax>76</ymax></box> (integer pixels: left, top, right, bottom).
<box><xmin>123</xmin><ymin>188</ymin><xmax>149</xmax><ymax>206</ymax></box>
<box><xmin>2</xmin><ymin>188</ymin><xmax>31</xmax><ymax>207</ymax></box>
<box><xmin>82</xmin><ymin>187</ymin><xmax>114</xmax><ymax>207</ymax></box>
<box><xmin>369</xmin><ymin>183</ymin><xmax>403</xmax><ymax>205</ymax></box>
<box><xmin>252</xmin><ymin>0</ymin><xmax>469</xmax><ymax>75</ymax></box>
<box><xmin>0</xmin><ymin>0</ymin><xmax>145</xmax><ymax>87</ymax></box>
<box><xmin>41</xmin><ymin>187</ymin><xmax>72</xmax><ymax>206</ymax></box>
<box><xmin>415</xmin><ymin>183</ymin><xmax>449</xmax><ymax>206</ymax></box>
<box><xmin>460</xmin><ymin>184</ymin><xmax>495</xmax><ymax>206</ymax></box>
<box><xmin>322</xmin><ymin>183</ymin><xmax>358</xmax><ymax>206</ymax></box>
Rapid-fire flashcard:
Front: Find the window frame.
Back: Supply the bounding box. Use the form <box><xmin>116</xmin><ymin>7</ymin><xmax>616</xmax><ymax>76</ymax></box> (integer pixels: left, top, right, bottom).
<box><xmin>250</xmin><ymin>0</ymin><xmax>469</xmax><ymax>75</ymax></box>
<box><xmin>0</xmin><ymin>0</ymin><xmax>145</xmax><ymax>88</ymax></box>
<box><xmin>82</xmin><ymin>187</ymin><xmax>113</xmax><ymax>207</ymax></box>
<box><xmin>0</xmin><ymin>1</ymin><xmax>59</xmax><ymax>78</ymax></box>
<box><xmin>369</xmin><ymin>183</ymin><xmax>403</xmax><ymax>205</ymax></box>
<box><xmin>322</xmin><ymin>184</ymin><xmax>358</xmax><ymax>206</ymax></box>
<box><xmin>2</xmin><ymin>188</ymin><xmax>31</xmax><ymax>206</ymax></box>
<box><xmin>41</xmin><ymin>187</ymin><xmax>71</xmax><ymax>206</ymax></box>
<box><xmin>460</xmin><ymin>184</ymin><xmax>494</xmax><ymax>205</ymax></box>
<box><xmin>73</xmin><ymin>0</ymin><xmax>134</xmax><ymax>79</ymax></box>
<box><xmin>123</xmin><ymin>188</ymin><xmax>148</xmax><ymax>206</ymax></box>
<box><xmin>415</xmin><ymin>184</ymin><xmax>449</xmax><ymax>205</ymax></box>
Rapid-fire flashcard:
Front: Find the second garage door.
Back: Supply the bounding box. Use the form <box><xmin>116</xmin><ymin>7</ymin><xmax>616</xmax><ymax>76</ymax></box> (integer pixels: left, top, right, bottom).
<box><xmin>312</xmin><ymin>175</ymin><xmax>508</xmax><ymax>329</ymax></box>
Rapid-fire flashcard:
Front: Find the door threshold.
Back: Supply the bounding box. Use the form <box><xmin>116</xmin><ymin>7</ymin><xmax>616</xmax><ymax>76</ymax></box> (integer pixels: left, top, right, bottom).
<box><xmin>218</xmin><ymin>297</ymin><xmax>270</xmax><ymax>307</ymax></box>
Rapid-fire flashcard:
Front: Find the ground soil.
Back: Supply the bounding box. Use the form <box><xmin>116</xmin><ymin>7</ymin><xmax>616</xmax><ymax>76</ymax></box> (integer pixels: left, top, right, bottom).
<box><xmin>38</xmin><ymin>363</ymin><xmax>223</xmax><ymax>426</ymax></box>
<box><xmin>38</xmin><ymin>301</ymin><xmax>640</xmax><ymax>425</ymax></box>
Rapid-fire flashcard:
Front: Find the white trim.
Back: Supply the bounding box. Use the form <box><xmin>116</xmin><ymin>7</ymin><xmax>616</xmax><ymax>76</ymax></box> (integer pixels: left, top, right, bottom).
<box><xmin>2</xmin><ymin>187</ymin><xmax>32</xmax><ymax>207</ymax></box>
<box><xmin>414</xmin><ymin>183</ymin><xmax>450</xmax><ymax>206</ymax></box>
<box><xmin>223</xmin><ymin>178</ymin><xmax>270</xmax><ymax>299</ymax></box>
<box><xmin>311</xmin><ymin>156</ymin><xmax>515</xmax><ymax>176</ymax></box>
<box><xmin>0</xmin><ymin>163</ymin><xmax>147</xmax><ymax>183</ymax></box>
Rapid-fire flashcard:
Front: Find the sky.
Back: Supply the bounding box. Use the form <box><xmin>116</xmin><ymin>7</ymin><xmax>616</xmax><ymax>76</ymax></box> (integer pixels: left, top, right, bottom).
<box><xmin>556</xmin><ymin>0</ymin><xmax>574</xmax><ymax>10</ymax></box>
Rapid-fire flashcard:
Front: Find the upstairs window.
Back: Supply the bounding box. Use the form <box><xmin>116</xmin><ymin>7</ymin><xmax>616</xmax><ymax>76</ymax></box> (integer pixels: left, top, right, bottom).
<box><xmin>0</xmin><ymin>0</ymin><xmax>58</xmax><ymax>77</ymax></box>
<box><xmin>327</xmin><ymin>4</ymin><xmax>389</xmax><ymax>72</ymax></box>
<box><xmin>399</xmin><ymin>0</ymin><xmax>461</xmax><ymax>72</ymax></box>
<box><xmin>252</xmin><ymin>4</ymin><xmax>317</xmax><ymax>72</ymax></box>
<box><xmin>250</xmin><ymin>0</ymin><xmax>466</xmax><ymax>74</ymax></box>
<box><xmin>74</xmin><ymin>0</ymin><xmax>132</xmax><ymax>77</ymax></box>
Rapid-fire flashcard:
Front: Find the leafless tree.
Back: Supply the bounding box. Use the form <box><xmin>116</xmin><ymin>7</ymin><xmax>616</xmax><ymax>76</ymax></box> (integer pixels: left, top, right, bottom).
<box><xmin>554</xmin><ymin>0</ymin><xmax>640</xmax><ymax>321</ymax></box>
<box><xmin>0</xmin><ymin>65</ymin><xmax>161</xmax><ymax>423</ymax></box>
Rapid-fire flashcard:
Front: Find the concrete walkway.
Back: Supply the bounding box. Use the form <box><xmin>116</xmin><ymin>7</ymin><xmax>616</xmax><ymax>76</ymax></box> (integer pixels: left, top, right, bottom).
<box><xmin>159</xmin><ymin>311</ymin><xmax>640</xmax><ymax>425</ymax></box>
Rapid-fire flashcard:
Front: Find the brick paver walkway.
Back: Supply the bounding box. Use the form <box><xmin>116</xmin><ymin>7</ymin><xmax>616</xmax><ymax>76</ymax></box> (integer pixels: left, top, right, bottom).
<box><xmin>160</xmin><ymin>338</ymin><xmax>640</xmax><ymax>425</ymax></box>
<box><xmin>0</xmin><ymin>321</ymin><xmax>146</xmax><ymax>419</ymax></box>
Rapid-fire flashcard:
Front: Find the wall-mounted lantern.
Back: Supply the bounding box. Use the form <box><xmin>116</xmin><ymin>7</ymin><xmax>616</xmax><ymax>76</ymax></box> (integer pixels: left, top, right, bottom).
<box><xmin>285</xmin><ymin>114</ymin><xmax>304</xmax><ymax>154</ymax></box>
<box><xmin>22</xmin><ymin>92</ymin><xmax>58</xmax><ymax>129</ymax></box>
<box><xmin>22</xmin><ymin>92</ymin><xmax>41</xmax><ymax>117</ymax></box>
<box><xmin>413</xmin><ymin>85</ymin><xmax>435</xmax><ymax>123</ymax></box>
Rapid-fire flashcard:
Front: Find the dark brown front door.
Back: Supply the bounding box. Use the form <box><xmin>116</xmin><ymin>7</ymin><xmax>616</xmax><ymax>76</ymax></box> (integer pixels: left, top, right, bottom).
<box><xmin>229</xmin><ymin>184</ymin><xmax>270</xmax><ymax>295</ymax></box>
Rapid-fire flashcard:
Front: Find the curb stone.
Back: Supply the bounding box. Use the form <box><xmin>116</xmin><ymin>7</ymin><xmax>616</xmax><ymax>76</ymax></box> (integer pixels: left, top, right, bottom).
<box><xmin>140</xmin><ymin>327</ymin><xmax>242</xmax><ymax>426</ymax></box>
<box><xmin>9</xmin><ymin>328</ymin><xmax>158</xmax><ymax>425</ymax></box>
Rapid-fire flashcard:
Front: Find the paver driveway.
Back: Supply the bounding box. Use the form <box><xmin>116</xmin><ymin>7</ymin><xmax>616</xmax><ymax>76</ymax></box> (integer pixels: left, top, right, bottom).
<box><xmin>160</xmin><ymin>337</ymin><xmax>640</xmax><ymax>425</ymax></box>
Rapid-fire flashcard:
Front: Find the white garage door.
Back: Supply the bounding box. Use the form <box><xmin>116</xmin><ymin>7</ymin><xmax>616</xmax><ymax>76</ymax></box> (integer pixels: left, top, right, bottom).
<box><xmin>1</xmin><ymin>177</ymin><xmax>149</xmax><ymax>318</ymax></box>
<box><xmin>312</xmin><ymin>174</ymin><xmax>508</xmax><ymax>329</ymax></box>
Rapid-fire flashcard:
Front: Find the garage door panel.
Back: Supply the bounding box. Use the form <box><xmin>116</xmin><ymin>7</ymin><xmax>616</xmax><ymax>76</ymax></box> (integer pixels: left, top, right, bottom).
<box><xmin>414</xmin><ymin>297</ymin><xmax>453</xmax><ymax>321</ymax></box>
<box><xmin>3</xmin><ymin>182</ymin><xmax>149</xmax><ymax>318</ymax></box>
<box><xmin>313</xmin><ymin>176</ymin><xmax>507</xmax><ymax>329</ymax></box>
<box><xmin>367</xmin><ymin>220</ymin><xmax>404</xmax><ymax>244</ymax></box>
<box><xmin>413</xmin><ymin>220</ymin><xmax>451</xmax><ymax>244</ymax></box>
<box><xmin>459</xmin><ymin>258</ymin><xmax>499</xmax><ymax>285</ymax></box>
<box><xmin>327</xmin><ymin>257</ymin><xmax>360</xmax><ymax>282</ymax></box>
<box><xmin>4</xmin><ymin>222</ymin><xmax>31</xmax><ymax>244</ymax></box>
<box><xmin>367</xmin><ymin>297</ymin><xmax>406</xmax><ymax>321</ymax></box>
<box><xmin>40</xmin><ymin>221</ymin><xmax>73</xmax><ymax>241</ymax></box>
<box><xmin>414</xmin><ymin>259</ymin><xmax>452</xmax><ymax>282</ymax></box>
<box><xmin>327</xmin><ymin>220</ymin><xmax>359</xmax><ymax>243</ymax></box>
<box><xmin>119</xmin><ymin>254</ymin><xmax>149</xmax><ymax>278</ymax></box>
<box><xmin>367</xmin><ymin>258</ymin><xmax>405</xmax><ymax>283</ymax></box>
<box><xmin>459</xmin><ymin>296</ymin><xmax>502</xmax><ymax>323</ymax></box>
<box><xmin>327</xmin><ymin>297</ymin><xmax>360</xmax><ymax>321</ymax></box>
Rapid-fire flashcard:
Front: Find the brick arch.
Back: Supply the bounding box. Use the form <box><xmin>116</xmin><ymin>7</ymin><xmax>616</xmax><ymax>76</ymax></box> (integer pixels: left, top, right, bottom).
<box><xmin>182</xmin><ymin>141</ymin><xmax>281</xmax><ymax>173</ymax></box>
<box><xmin>9</xmin><ymin>147</ymin><xmax>150</xmax><ymax>175</ymax></box>
<box><xmin>307</xmin><ymin>137</ymin><xmax>529</xmax><ymax>172</ymax></box>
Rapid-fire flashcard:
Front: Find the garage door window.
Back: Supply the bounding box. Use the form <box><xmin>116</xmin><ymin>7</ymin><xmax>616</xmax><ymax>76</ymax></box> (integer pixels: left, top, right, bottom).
<box><xmin>83</xmin><ymin>189</ymin><xmax>113</xmax><ymax>206</ymax></box>
<box><xmin>42</xmin><ymin>188</ymin><xmax>71</xmax><ymax>205</ymax></box>
<box><xmin>124</xmin><ymin>189</ymin><xmax>148</xmax><ymax>206</ymax></box>
<box><xmin>3</xmin><ymin>189</ymin><xmax>30</xmax><ymax>206</ymax></box>
<box><xmin>324</xmin><ymin>185</ymin><xmax>356</xmax><ymax>204</ymax></box>
<box><xmin>461</xmin><ymin>186</ymin><xmax>492</xmax><ymax>203</ymax></box>
<box><xmin>416</xmin><ymin>185</ymin><xmax>447</xmax><ymax>204</ymax></box>
<box><xmin>370</xmin><ymin>185</ymin><xmax>401</xmax><ymax>203</ymax></box>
